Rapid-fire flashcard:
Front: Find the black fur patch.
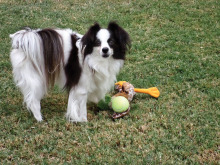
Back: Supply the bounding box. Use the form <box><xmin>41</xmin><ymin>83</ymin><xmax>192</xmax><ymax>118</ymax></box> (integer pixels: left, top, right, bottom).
<box><xmin>64</xmin><ymin>35</ymin><xmax>82</xmax><ymax>91</ymax></box>
<box><xmin>81</xmin><ymin>23</ymin><xmax>101</xmax><ymax>60</ymax></box>
<box><xmin>107</xmin><ymin>22</ymin><xmax>131</xmax><ymax>60</ymax></box>
<box><xmin>37</xmin><ymin>29</ymin><xmax>64</xmax><ymax>87</ymax></box>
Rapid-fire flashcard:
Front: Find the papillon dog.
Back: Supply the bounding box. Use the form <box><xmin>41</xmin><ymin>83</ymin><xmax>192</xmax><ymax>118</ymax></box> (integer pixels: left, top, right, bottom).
<box><xmin>9</xmin><ymin>22</ymin><xmax>130</xmax><ymax>122</ymax></box>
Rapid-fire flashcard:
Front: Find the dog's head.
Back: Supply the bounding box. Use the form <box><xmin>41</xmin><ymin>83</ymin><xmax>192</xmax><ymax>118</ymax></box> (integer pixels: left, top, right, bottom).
<box><xmin>81</xmin><ymin>22</ymin><xmax>130</xmax><ymax>60</ymax></box>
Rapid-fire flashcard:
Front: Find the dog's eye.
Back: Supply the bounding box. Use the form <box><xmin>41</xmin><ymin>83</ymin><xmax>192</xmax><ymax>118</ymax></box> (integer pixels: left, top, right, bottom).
<box><xmin>94</xmin><ymin>39</ymin><xmax>101</xmax><ymax>46</ymax></box>
<box><xmin>108</xmin><ymin>39</ymin><xmax>114</xmax><ymax>46</ymax></box>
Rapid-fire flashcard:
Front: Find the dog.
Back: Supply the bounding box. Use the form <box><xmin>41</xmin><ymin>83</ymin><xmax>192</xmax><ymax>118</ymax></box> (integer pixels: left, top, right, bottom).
<box><xmin>9</xmin><ymin>22</ymin><xmax>130</xmax><ymax>122</ymax></box>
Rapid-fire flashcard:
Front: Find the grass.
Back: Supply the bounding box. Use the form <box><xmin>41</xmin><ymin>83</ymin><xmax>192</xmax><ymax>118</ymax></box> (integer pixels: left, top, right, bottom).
<box><xmin>0</xmin><ymin>0</ymin><xmax>219</xmax><ymax>164</ymax></box>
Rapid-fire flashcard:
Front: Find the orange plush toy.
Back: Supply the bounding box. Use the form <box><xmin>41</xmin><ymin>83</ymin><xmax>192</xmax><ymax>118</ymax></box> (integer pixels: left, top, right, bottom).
<box><xmin>112</xmin><ymin>81</ymin><xmax>160</xmax><ymax>119</ymax></box>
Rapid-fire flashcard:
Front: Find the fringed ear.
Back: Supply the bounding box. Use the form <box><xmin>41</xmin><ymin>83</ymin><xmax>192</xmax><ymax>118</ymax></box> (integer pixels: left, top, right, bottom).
<box><xmin>108</xmin><ymin>22</ymin><xmax>131</xmax><ymax>60</ymax></box>
<box><xmin>81</xmin><ymin>23</ymin><xmax>101</xmax><ymax>59</ymax></box>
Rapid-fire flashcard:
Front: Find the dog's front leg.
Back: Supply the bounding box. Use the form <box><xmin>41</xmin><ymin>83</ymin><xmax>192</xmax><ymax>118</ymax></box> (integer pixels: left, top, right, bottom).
<box><xmin>66</xmin><ymin>88</ymin><xmax>88</xmax><ymax>122</ymax></box>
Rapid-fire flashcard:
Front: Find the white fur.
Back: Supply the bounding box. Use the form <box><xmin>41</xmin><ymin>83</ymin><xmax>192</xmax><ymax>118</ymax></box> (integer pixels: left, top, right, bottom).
<box><xmin>10</xmin><ymin>28</ymin><xmax>124</xmax><ymax>122</ymax></box>
<box><xmin>96</xmin><ymin>29</ymin><xmax>113</xmax><ymax>57</ymax></box>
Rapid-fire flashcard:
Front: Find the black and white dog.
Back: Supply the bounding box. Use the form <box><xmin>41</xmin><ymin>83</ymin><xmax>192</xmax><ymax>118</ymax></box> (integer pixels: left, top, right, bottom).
<box><xmin>10</xmin><ymin>22</ymin><xmax>130</xmax><ymax>122</ymax></box>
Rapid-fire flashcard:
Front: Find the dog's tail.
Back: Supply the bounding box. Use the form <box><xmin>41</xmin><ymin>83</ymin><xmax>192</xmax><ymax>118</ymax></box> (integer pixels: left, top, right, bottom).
<box><xmin>10</xmin><ymin>28</ymin><xmax>64</xmax><ymax>87</ymax></box>
<box><xmin>10</xmin><ymin>28</ymin><xmax>45</xmax><ymax>79</ymax></box>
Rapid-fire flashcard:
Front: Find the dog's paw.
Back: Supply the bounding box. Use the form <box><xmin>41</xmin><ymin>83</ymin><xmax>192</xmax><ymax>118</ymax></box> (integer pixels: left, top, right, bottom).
<box><xmin>66</xmin><ymin>114</ymin><xmax>87</xmax><ymax>123</ymax></box>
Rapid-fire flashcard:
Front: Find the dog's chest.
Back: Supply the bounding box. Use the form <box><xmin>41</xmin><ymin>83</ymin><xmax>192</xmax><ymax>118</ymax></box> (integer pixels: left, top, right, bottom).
<box><xmin>86</xmin><ymin>57</ymin><xmax>123</xmax><ymax>92</ymax></box>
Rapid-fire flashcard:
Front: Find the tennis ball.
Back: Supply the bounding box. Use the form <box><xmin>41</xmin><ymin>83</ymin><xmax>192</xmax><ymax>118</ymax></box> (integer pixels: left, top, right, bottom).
<box><xmin>111</xmin><ymin>96</ymin><xmax>129</xmax><ymax>113</ymax></box>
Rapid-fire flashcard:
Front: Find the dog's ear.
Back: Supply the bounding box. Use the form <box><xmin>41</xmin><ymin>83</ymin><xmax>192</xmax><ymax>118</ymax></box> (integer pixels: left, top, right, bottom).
<box><xmin>81</xmin><ymin>23</ymin><xmax>101</xmax><ymax>59</ymax></box>
<box><xmin>107</xmin><ymin>22</ymin><xmax>131</xmax><ymax>60</ymax></box>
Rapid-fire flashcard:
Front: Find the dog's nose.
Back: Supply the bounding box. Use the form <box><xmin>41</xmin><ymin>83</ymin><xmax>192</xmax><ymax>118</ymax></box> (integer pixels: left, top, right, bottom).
<box><xmin>102</xmin><ymin>47</ymin><xmax>109</xmax><ymax>53</ymax></box>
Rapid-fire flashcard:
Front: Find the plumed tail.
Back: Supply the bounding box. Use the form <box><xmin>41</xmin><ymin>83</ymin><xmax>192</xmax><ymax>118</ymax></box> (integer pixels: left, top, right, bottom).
<box><xmin>10</xmin><ymin>28</ymin><xmax>45</xmax><ymax>80</ymax></box>
<box><xmin>10</xmin><ymin>28</ymin><xmax>64</xmax><ymax>88</ymax></box>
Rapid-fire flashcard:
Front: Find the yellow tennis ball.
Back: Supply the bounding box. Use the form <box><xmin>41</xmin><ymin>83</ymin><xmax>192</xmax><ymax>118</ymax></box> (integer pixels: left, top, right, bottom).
<box><xmin>112</xmin><ymin>96</ymin><xmax>129</xmax><ymax>113</ymax></box>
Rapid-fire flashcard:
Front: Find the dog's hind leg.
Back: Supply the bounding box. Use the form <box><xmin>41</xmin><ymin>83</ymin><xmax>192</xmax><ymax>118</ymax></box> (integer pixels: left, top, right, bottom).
<box><xmin>17</xmin><ymin>68</ymin><xmax>45</xmax><ymax>122</ymax></box>
<box><xmin>26</xmin><ymin>99</ymin><xmax>42</xmax><ymax>121</ymax></box>
<box><xmin>10</xmin><ymin>49</ymin><xmax>46</xmax><ymax>122</ymax></box>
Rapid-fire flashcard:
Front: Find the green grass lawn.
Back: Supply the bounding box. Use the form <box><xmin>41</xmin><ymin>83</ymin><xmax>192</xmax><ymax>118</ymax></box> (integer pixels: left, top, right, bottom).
<box><xmin>0</xmin><ymin>0</ymin><xmax>219</xmax><ymax>164</ymax></box>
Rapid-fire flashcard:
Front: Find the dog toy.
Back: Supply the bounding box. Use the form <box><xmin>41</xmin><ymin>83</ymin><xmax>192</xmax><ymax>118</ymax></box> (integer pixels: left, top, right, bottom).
<box><xmin>112</xmin><ymin>81</ymin><xmax>160</xmax><ymax>119</ymax></box>
<box><xmin>115</xmin><ymin>81</ymin><xmax>160</xmax><ymax>98</ymax></box>
<box><xmin>112</xmin><ymin>96</ymin><xmax>130</xmax><ymax>113</ymax></box>
<box><xmin>97</xmin><ymin>81</ymin><xmax>160</xmax><ymax>119</ymax></box>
